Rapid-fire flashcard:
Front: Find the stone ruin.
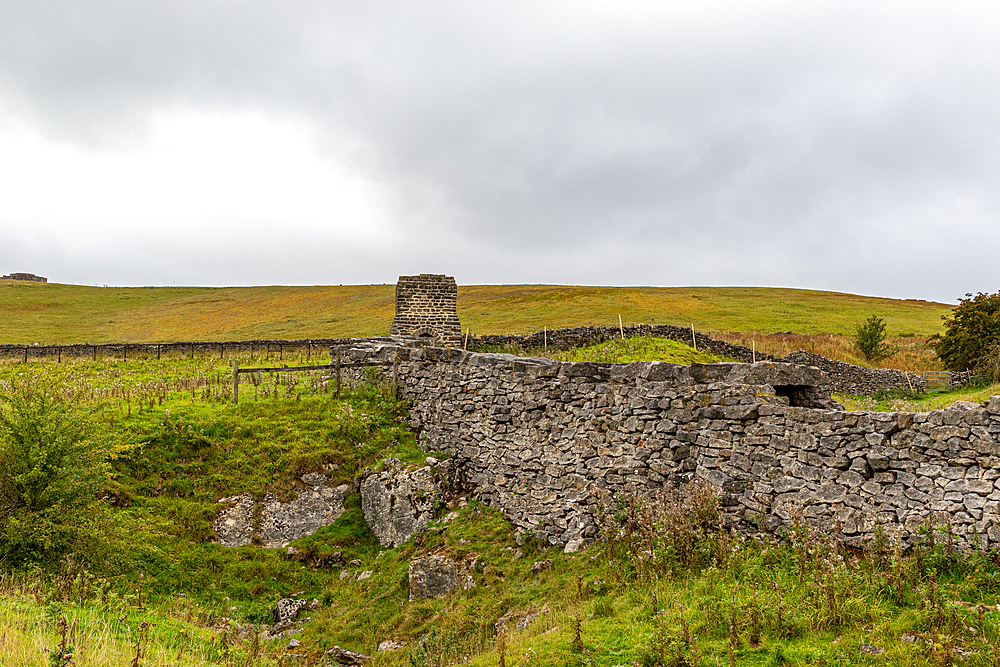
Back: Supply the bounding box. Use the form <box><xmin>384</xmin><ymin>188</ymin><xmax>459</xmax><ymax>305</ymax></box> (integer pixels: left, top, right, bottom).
<box><xmin>389</xmin><ymin>274</ymin><xmax>462</xmax><ymax>347</ymax></box>
<box><xmin>2</xmin><ymin>272</ymin><xmax>47</xmax><ymax>283</ymax></box>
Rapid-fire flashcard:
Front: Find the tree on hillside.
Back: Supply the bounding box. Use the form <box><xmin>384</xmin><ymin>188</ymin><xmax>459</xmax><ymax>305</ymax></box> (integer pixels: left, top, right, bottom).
<box><xmin>853</xmin><ymin>315</ymin><xmax>897</xmax><ymax>364</ymax></box>
<box><xmin>0</xmin><ymin>377</ymin><xmax>114</xmax><ymax>565</ymax></box>
<box><xmin>935</xmin><ymin>291</ymin><xmax>1000</xmax><ymax>371</ymax></box>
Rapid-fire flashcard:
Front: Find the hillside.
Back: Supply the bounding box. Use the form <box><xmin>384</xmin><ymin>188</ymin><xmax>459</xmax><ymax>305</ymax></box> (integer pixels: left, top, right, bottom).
<box><xmin>0</xmin><ymin>281</ymin><xmax>953</xmax><ymax>344</ymax></box>
<box><xmin>3</xmin><ymin>356</ymin><xmax>1000</xmax><ymax>667</ymax></box>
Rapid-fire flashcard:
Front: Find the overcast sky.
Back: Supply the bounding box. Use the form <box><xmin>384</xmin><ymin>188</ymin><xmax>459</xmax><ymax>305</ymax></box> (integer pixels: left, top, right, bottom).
<box><xmin>0</xmin><ymin>1</ymin><xmax>997</xmax><ymax>301</ymax></box>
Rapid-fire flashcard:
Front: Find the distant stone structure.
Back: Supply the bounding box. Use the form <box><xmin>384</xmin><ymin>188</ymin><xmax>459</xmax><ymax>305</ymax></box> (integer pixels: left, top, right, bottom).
<box><xmin>2</xmin><ymin>272</ymin><xmax>46</xmax><ymax>283</ymax></box>
<box><xmin>389</xmin><ymin>274</ymin><xmax>462</xmax><ymax>346</ymax></box>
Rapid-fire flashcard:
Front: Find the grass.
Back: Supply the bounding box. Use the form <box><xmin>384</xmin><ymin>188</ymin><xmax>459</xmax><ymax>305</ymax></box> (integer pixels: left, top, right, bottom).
<box><xmin>4</xmin><ymin>355</ymin><xmax>1000</xmax><ymax>666</ymax></box>
<box><xmin>838</xmin><ymin>382</ymin><xmax>1000</xmax><ymax>412</ymax></box>
<box><xmin>543</xmin><ymin>336</ymin><xmax>734</xmax><ymax>365</ymax></box>
<box><xmin>0</xmin><ymin>281</ymin><xmax>954</xmax><ymax>344</ymax></box>
<box><xmin>716</xmin><ymin>331</ymin><xmax>942</xmax><ymax>373</ymax></box>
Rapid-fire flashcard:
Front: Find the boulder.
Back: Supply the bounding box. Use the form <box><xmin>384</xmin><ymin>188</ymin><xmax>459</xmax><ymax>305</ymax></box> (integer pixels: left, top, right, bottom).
<box><xmin>271</xmin><ymin>598</ymin><xmax>309</xmax><ymax>634</ymax></box>
<box><xmin>408</xmin><ymin>554</ymin><xmax>475</xmax><ymax>601</ymax></box>
<box><xmin>377</xmin><ymin>640</ymin><xmax>405</xmax><ymax>652</ymax></box>
<box><xmin>361</xmin><ymin>459</ymin><xmax>442</xmax><ymax>548</ymax></box>
<box><xmin>328</xmin><ymin>646</ymin><xmax>370</xmax><ymax>665</ymax></box>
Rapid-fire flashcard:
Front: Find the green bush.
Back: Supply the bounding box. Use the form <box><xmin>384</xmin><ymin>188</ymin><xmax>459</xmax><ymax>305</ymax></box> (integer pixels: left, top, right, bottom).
<box><xmin>852</xmin><ymin>315</ymin><xmax>897</xmax><ymax>364</ymax></box>
<box><xmin>935</xmin><ymin>291</ymin><xmax>1000</xmax><ymax>371</ymax></box>
<box><xmin>0</xmin><ymin>376</ymin><xmax>115</xmax><ymax>565</ymax></box>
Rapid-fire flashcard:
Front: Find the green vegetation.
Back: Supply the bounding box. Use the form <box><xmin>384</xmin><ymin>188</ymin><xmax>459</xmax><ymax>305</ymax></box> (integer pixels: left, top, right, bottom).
<box><xmin>0</xmin><ymin>281</ymin><xmax>953</xmax><ymax>344</ymax></box>
<box><xmin>0</xmin><ymin>378</ymin><xmax>117</xmax><ymax>567</ymax></box>
<box><xmin>837</xmin><ymin>381</ymin><xmax>1000</xmax><ymax>412</ymax></box>
<box><xmin>3</xmin><ymin>350</ymin><xmax>1000</xmax><ymax>666</ymax></box>
<box><xmin>935</xmin><ymin>291</ymin><xmax>1000</xmax><ymax>371</ymax></box>
<box><xmin>853</xmin><ymin>315</ymin><xmax>897</xmax><ymax>364</ymax></box>
<box><xmin>545</xmin><ymin>336</ymin><xmax>733</xmax><ymax>365</ymax></box>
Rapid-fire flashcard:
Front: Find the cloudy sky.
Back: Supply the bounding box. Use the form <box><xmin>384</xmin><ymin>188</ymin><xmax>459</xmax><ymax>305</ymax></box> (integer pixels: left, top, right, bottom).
<box><xmin>0</xmin><ymin>1</ymin><xmax>997</xmax><ymax>301</ymax></box>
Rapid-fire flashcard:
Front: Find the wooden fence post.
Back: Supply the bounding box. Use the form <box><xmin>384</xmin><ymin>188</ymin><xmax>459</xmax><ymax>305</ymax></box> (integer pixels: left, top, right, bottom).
<box><xmin>57</xmin><ymin>347</ymin><xmax>61</xmax><ymax>363</ymax></box>
<box><xmin>232</xmin><ymin>361</ymin><xmax>239</xmax><ymax>406</ymax></box>
<box><xmin>123</xmin><ymin>344</ymin><xmax>128</xmax><ymax>361</ymax></box>
<box><xmin>220</xmin><ymin>344</ymin><xmax>224</xmax><ymax>359</ymax></box>
<box><xmin>23</xmin><ymin>347</ymin><xmax>27</xmax><ymax>363</ymax></box>
<box><xmin>691</xmin><ymin>324</ymin><xmax>697</xmax><ymax>351</ymax></box>
<box><xmin>92</xmin><ymin>345</ymin><xmax>97</xmax><ymax>361</ymax></box>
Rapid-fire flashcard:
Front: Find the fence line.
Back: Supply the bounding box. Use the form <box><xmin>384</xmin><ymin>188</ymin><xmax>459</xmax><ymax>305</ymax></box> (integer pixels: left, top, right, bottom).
<box><xmin>0</xmin><ymin>337</ymin><xmax>395</xmax><ymax>362</ymax></box>
<box><xmin>230</xmin><ymin>355</ymin><xmax>397</xmax><ymax>406</ymax></box>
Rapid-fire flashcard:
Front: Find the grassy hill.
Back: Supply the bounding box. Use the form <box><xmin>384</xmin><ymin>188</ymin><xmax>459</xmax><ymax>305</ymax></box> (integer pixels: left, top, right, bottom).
<box><xmin>0</xmin><ymin>281</ymin><xmax>953</xmax><ymax>344</ymax></box>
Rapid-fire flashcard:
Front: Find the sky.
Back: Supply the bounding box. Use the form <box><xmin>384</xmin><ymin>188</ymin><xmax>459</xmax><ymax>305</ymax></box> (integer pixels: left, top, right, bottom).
<box><xmin>0</xmin><ymin>1</ymin><xmax>997</xmax><ymax>302</ymax></box>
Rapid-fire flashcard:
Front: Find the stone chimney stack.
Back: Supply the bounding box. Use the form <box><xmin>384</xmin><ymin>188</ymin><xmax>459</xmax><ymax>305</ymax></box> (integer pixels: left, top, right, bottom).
<box><xmin>389</xmin><ymin>274</ymin><xmax>462</xmax><ymax>346</ymax></box>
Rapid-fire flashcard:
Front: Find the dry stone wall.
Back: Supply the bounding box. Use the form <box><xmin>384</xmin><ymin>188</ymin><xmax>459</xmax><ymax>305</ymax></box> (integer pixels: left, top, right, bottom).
<box><xmin>347</xmin><ymin>342</ymin><xmax>1000</xmax><ymax>551</ymax></box>
<box><xmin>473</xmin><ymin>324</ymin><xmax>925</xmax><ymax>396</ymax></box>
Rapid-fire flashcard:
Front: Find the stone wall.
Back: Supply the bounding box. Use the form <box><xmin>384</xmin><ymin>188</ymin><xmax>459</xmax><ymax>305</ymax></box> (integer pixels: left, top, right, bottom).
<box><xmin>2</xmin><ymin>272</ymin><xmax>46</xmax><ymax>283</ymax></box>
<box><xmin>473</xmin><ymin>324</ymin><xmax>925</xmax><ymax>397</ymax></box>
<box><xmin>781</xmin><ymin>350</ymin><xmax>926</xmax><ymax>396</ymax></box>
<box><xmin>390</xmin><ymin>274</ymin><xmax>462</xmax><ymax>347</ymax></box>
<box><xmin>0</xmin><ymin>337</ymin><xmax>394</xmax><ymax>359</ymax></box>
<box><xmin>347</xmin><ymin>342</ymin><xmax>1000</xmax><ymax>551</ymax></box>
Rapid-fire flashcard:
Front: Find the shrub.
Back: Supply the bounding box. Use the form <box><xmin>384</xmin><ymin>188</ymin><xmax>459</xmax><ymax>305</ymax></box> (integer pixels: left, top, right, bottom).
<box><xmin>935</xmin><ymin>291</ymin><xmax>1000</xmax><ymax>371</ymax></box>
<box><xmin>973</xmin><ymin>342</ymin><xmax>1000</xmax><ymax>384</ymax></box>
<box><xmin>0</xmin><ymin>376</ymin><xmax>114</xmax><ymax>565</ymax></box>
<box><xmin>852</xmin><ymin>315</ymin><xmax>896</xmax><ymax>364</ymax></box>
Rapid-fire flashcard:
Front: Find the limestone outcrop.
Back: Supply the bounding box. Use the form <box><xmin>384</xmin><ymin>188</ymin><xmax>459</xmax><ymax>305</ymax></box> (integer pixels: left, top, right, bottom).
<box><xmin>361</xmin><ymin>458</ymin><xmax>459</xmax><ymax>548</ymax></box>
<box><xmin>214</xmin><ymin>474</ymin><xmax>353</xmax><ymax>548</ymax></box>
<box><xmin>408</xmin><ymin>553</ymin><xmax>476</xmax><ymax>601</ymax></box>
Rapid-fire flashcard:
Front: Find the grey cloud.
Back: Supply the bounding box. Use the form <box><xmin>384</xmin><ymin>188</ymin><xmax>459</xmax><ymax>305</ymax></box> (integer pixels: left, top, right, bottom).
<box><xmin>1</xmin><ymin>1</ymin><xmax>998</xmax><ymax>301</ymax></box>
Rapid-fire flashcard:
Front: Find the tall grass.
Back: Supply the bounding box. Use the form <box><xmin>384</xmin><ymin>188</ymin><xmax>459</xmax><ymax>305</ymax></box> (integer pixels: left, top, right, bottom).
<box><xmin>715</xmin><ymin>331</ymin><xmax>942</xmax><ymax>372</ymax></box>
<box><xmin>0</xmin><ymin>571</ymin><xmax>272</xmax><ymax>666</ymax></box>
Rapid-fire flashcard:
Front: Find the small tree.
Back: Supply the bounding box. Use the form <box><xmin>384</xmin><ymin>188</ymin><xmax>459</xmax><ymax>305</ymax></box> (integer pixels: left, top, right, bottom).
<box><xmin>0</xmin><ymin>377</ymin><xmax>113</xmax><ymax>565</ymax></box>
<box><xmin>853</xmin><ymin>315</ymin><xmax>897</xmax><ymax>364</ymax></box>
<box><xmin>935</xmin><ymin>291</ymin><xmax>1000</xmax><ymax>371</ymax></box>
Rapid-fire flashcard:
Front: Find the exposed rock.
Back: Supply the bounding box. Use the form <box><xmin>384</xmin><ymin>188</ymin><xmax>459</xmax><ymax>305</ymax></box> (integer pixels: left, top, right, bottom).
<box><xmin>214</xmin><ymin>493</ymin><xmax>255</xmax><ymax>547</ymax></box>
<box><xmin>496</xmin><ymin>604</ymin><xmax>551</xmax><ymax>631</ymax></box>
<box><xmin>517</xmin><ymin>605</ymin><xmax>550</xmax><ymax>629</ymax></box>
<box><xmin>269</xmin><ymin>598</ymin><xmax>309</xmax><ymax>635</ymax></box>
<box><xmin>357</xmin><ymin>570</ymin><xmax>373</xmax><ymax>581</ymax></box>
<box><xmin>260</xmin><ymin>477</ymin><xmax>354</xmax><ymax>548</ymax></box>
<box><xmin>327</xmin><ymin>646</ymin><xmax>370</xmax><ymax>665</ymax></box>
<box><xmin>361</xmin><ymin>459</ymin><xmax>440</xmax><ymax>548</ymax></box>
<box><xmin>215</xmin><ymin>475</ymin><xmax>354</xmax><ymax>548</ymax></box>
<box><xmin>377</xmin><ymin>640</ymin><xmax>405</xmax><ymax>652</ymax></box>
<box><xmin>287</xmin><ymin>639</ymin><xmax>301</xmax><ymax>649</ymax></box>
<box><xmin>275</xmin><ymin>598</ymin><xmax>309</xmax><ymax>626</ymax></box>
<box><xmin>408</xmin><ymin>554</ymin><xmax>475</xmax><ymax>601</ymax></box>
<box><xmin>530</xmin><ymin>560</ymin><xmax>552</xmax><ymax>573</ymax></box>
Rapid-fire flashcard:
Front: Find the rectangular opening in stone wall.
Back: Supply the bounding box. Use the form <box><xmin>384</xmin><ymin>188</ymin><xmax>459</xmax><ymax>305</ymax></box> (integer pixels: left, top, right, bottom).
<box><xmin>773</xmin><ymin>385</ymin><xmax>819</xmax><ymax>408</ymax></box>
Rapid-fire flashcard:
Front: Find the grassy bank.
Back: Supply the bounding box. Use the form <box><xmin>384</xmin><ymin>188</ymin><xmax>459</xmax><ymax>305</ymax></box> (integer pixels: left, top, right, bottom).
<box><xmin>4</xmin><ymin>355</ymin><xmax>1000</xmax><ymax>666</ymax></box>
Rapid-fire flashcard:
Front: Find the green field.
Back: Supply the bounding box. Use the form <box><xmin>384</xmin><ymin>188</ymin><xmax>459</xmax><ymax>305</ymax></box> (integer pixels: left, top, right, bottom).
<box><xmin>0</xmin><ymin>281</ymin><xmax>953</xmax><ymax>344</ymax></box>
